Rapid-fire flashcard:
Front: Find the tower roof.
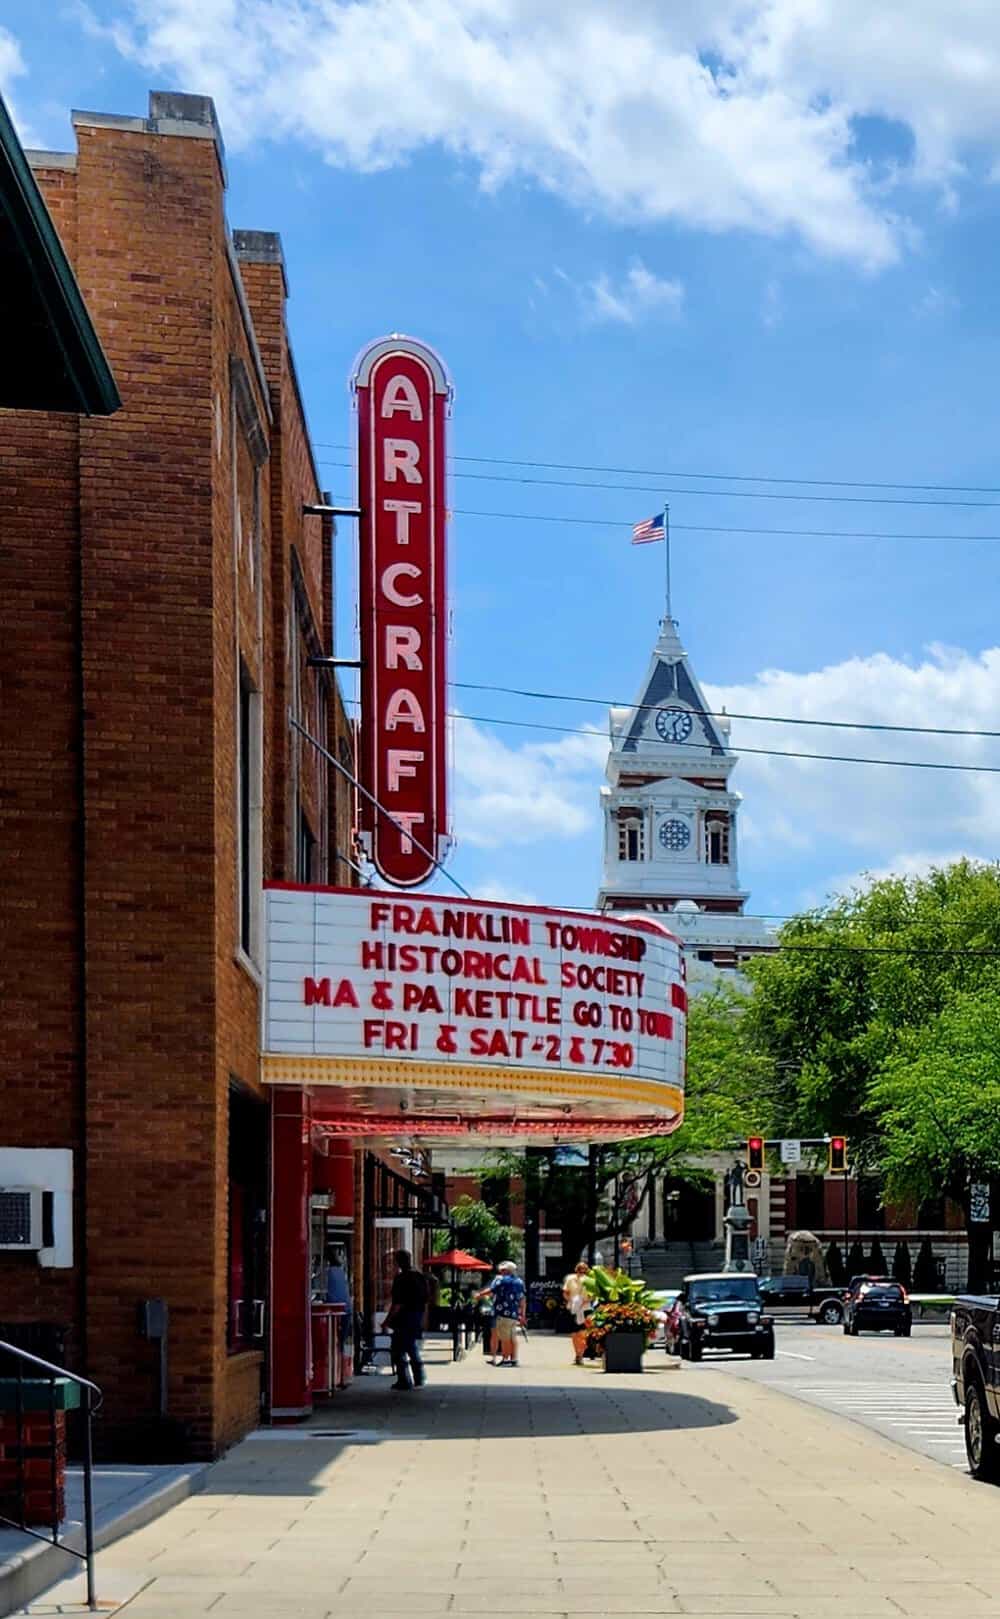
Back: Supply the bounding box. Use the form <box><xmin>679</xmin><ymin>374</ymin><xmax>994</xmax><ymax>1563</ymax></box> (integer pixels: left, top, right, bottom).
<box><xmin>612</xmin><ymin>616</ymin><xmax>730</xmax><ymax>759</ymax></box>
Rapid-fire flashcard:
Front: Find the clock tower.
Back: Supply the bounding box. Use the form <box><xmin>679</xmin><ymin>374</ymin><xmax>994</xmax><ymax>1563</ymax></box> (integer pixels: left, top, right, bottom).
<box><xmin>596</xmin><ymin>614</ymin><xmax>773</xmax><ymax>980</ymax></box>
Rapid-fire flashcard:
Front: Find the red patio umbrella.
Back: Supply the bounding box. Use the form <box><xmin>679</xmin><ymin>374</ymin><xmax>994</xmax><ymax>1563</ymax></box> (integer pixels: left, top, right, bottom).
<box><xmin>424</xmin><ymin>1248</ymin><xmax>491</xmax><ymax>1270</ymax></box>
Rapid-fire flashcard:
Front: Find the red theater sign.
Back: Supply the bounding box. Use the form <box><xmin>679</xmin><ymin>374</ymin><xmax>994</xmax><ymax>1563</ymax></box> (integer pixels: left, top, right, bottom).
<box><xmin>355</xmin><ymin>336</ymin><xmax>451</xmax><ymax>886</ymax></box>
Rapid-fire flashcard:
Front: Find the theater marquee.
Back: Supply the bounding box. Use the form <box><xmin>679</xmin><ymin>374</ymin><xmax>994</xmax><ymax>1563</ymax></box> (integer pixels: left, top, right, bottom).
<box><xmin>262</xmin><ymin>887</ymin><xmax>686</xmax><ymax>1142</ymax></box>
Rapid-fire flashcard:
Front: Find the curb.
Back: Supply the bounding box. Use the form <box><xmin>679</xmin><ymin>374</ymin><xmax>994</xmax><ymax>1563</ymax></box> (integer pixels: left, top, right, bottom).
<box><xmin>0</xmin><ymin>1463</ymin><xmax>207</xmax><ymax>1617</ymax></box>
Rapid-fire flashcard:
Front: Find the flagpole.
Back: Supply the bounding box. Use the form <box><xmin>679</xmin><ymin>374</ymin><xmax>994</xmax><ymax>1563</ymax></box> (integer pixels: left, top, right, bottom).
<box><xmin>664</xmin><ymin>504</ymin><xmax>672</xmax><ymax>622</ymax></box>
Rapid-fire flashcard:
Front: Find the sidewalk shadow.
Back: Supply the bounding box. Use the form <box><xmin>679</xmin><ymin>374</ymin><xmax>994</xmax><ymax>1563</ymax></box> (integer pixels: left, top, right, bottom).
<box><xmin>199</xmin><ymin>1372</ymin><xmax>737</xmax><ymax>1498</ymax></box>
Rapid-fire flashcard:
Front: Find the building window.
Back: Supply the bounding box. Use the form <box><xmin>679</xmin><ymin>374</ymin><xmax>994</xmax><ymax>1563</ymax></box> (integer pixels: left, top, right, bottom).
<box><xmin>704</xmin><ymin>813</ymin><xmax>730</xmax><ymax>865</ymax></box>
<box><xmin>857</xmin><ymin>1177</ymin><xmax>886</xmax><ymax>1230</ymax></box>
<box><xmin>297</xmin><ymin>811</ymin><xmax>316</xmax><ymax>884</ymax></box>
<box><xmin>237</xmin><ymin>661</ymin><xmax>262</xmax><ymax>959</ymax></box>
<box><xmin>618</xmin><ymin>814</ymin><xmax>644</xmax><ymax>861</ymax></box>
<box><xmin>796</xmin><ymin>1174</ymin><xmax>825</xmax><ymax>1232</ymax></box>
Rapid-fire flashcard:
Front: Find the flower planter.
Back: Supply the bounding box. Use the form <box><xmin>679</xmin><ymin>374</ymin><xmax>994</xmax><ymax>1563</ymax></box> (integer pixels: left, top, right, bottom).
<box><xmin>603</xmin><ymin>1329</ymin><xmax>645</xmax><ymax>1374</ymax></box>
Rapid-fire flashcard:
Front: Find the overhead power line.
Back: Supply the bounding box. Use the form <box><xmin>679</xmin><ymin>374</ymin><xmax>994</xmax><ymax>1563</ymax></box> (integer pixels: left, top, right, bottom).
<box><xmin>316</xmin><ymin>458</ymin><xmax>1000</xmax><ymax>511</ymax></box>
<box><xmin>312</xmin><ymin>441</ymin><xmax>1000</xmax><ymax>499</ymax></box>
<box><xmin>327</xmin><ymin>496</ymin><xmax>1000</xmax><ymax>546</ymax></box>
<box><xmin>447</xmin><ymin>709</ymin><xmax>1000</xmax><ymax>775</ymax></box>
<box><xmin>452</xmin><ymin>681</ymin><xmax>1000</xmax><ymax>742</ymax></box>
<box><xmin>340</xmin><ymin>696</ymin><xmax>1000</xmax><ymax>774</ymax></box>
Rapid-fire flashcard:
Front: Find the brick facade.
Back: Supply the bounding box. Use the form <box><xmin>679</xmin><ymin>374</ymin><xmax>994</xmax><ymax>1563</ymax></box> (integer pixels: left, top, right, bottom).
<box><xmin>0</xmin><ymin>92</ymin><xmax>354</xmax><ymax>1459</ymax></box>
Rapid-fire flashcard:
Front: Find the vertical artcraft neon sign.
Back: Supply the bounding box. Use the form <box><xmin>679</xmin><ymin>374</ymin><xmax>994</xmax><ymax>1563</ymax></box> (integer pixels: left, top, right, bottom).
<box><xmin>354</xmin><ymin>337</ymin><xmax>451</xmax><ymax>886</ymax></box>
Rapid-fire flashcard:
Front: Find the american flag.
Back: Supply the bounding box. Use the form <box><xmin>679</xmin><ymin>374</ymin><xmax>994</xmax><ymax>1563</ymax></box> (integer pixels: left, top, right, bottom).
<box><xmin>631</xmin><ymin>511</ymin><xmax>666</xmax><ymax>544</ymax></box>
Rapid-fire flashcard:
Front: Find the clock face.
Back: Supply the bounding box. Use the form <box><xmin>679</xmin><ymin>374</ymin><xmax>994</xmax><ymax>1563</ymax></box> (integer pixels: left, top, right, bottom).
<box><xmin>659</xmin><ymin>818</ymin><xmax>691</xmax><ymax>852</ymax></box>
<box><xmin>655</xmin><ymin>706</ymin><xmax>693</xmax><ymax>744</ymax></box>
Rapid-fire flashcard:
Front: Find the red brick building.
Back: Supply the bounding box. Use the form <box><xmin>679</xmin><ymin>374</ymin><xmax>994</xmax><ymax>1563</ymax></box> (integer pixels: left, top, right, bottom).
<box><xmin>0</xmin><ymin>90</ymin><xmax>364</xmax><ymax>1458</ymax></box>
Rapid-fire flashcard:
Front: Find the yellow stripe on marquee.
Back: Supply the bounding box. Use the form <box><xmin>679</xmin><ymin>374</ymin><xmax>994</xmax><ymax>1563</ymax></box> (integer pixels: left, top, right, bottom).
<box><xmin>261</xmin><ymin>1052</ymin><xmax>683</xmax><ymax>1117</ymax></box>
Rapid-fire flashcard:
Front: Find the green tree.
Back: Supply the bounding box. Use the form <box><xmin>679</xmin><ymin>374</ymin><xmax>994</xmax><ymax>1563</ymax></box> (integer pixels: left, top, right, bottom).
<box><xmin>746</xmin><ymin>859</ymin><xmax>1000</xmax><ymax>1164</ymax></box>
<box><xmin>745</xmin><ymin>860</ymin><xmax>1000</xmax><ymax>1286</ymax></box>
<box><xmin>436</xmin><ymin>1195</ymin><xmax>519</xmax><ymax>1266</ymax></box>
<box><xmin>870</xmin><ymin>989</ymin><xmax>1000</xmax><ymax>1288</ymax></box>
<box><xmin>487</xmin><ymin>982</ymin><xmax>768</xmax><ymax>1269</ymax></box>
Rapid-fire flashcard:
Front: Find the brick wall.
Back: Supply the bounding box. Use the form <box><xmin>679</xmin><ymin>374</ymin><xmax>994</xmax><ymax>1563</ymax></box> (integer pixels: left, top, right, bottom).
<box><xmin>0</xmin><ymin>92</ymin><xmax>356</xmax><ymax>1459</ymax></box>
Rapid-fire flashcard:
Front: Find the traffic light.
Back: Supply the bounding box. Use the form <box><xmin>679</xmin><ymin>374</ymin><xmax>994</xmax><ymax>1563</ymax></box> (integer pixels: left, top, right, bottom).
<box><xmin>746</xmin><ymin>1136</ymin><xmax>764</xmax><ymax>1172</ymax></box>
<box><xmin>829</xmin><ymin>1136</ymin><xmax>847</xmax><ymax>1174</ymax></box>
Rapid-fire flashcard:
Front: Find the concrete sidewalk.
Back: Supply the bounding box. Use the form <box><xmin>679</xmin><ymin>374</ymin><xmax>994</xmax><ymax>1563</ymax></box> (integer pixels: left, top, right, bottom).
<box><xmin>63</xmin><ymin>1334</ymin><xmax>1000</xmax><ymax>1618</ymax></box>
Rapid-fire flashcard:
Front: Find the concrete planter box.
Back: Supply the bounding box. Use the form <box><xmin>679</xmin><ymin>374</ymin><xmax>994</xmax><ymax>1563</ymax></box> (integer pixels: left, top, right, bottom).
<box><xmin>603</xmin><ymin>1330</ymin><xmax>645</xmax><ymax>1374</ymax></box>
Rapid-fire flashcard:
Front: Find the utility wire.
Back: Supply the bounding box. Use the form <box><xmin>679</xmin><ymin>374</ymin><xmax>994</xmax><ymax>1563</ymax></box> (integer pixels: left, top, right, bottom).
<box><xmin>337</xmin><ymin>695</ymin><xmax>1000</xmax><ymax>775</ymax></box>
<box><xmin>327</xmin><ymin>496</ymin><xmax>1000</xmax><ymax>546</ymax></box>
<box><xmin>312</xmin><ymin>442</ymin><xmax>1000</xmax><ymax>499</ymax></box>
<box><xmin>317</xmin><ymin>457</ymin><xmax>1000</xmax><ymax>510</ymax></box>
<box><xmin>452</xmin><ymin>681</ymin><xmax>1000</xmax><ymax>742</ymax></box>
<box><xmin>445</xmin><ymin>709</ymin><xmax>1000</xmax><ymax>776</ymax></box>
<box><xmin>289</xmin><ymin>714</ymin><xmax>473</xmax><ymax>899</ymax></box>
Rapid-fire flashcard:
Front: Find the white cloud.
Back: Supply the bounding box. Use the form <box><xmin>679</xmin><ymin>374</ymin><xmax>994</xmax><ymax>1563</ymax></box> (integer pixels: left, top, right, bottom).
<box><xmin>0</xmin><ymin>27</ymin><xmax>40</xmax><ymax>148</ymax></box>
<box><xmin>96</xmin><ymin>0</ymin><xmax>1000</xmax><ymax>268</ymax></box>
<box><xmin>474</xmin><ymin>879</ymin><xmax>540</xmax><ymax>905</ymax></box>
<box><xmin>704</xmin><ymin>644</ymin><xmax>1000</xmax><ymax>900</ymax></box>
<box><xmin>915</xmin><ymin>284</ymin><xmax>960</xmax><ymax>317</ymax></box>
<box><xmin>800</xmin><ymin>849</ymin><xmax>983</xmax><ymax>910</ymax></box>
<box><xmin>450</xmin><ymin>714</ymin><xmax>605</xmax><ymax>850</ymax></box>
<box><xmin>585</xmin><ymin>262</ymin><xmax>685</xmax><ymax>325</ymax></box>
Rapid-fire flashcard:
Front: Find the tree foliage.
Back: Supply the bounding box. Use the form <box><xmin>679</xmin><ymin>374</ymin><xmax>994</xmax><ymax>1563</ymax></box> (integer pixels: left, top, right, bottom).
<box><xmin>483</xmin><ymin>981</ymin><xmax>766</xmax><ymax>1266</ymax></box>
<box><xmin>746</xmin><ymin>859</ymin><xmax>1000</xmax><ymax>1164</ymax></box>
<box><xmin>437</xmin><ymin>1196</ymin><xmax>519</xmax><ymax>1265</ymax></box>
<box><xmin>745</xmin><ymin>859</ymin><xmax>1000</xmax><ymax>1285</ymax></box>
<box><xmin>870</xmin><ymin>989</ymin><xmax>1000</xmax><ymax>1206</ymax></box>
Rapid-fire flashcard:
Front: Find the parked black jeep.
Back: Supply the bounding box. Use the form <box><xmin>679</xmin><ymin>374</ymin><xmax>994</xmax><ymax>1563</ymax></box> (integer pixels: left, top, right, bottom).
<box><xmin>952</xmin><ymin>1294</ymin><xmax>1000</xmax><ymax>1480</ymax></box>
<box><xmin>665</xmin><ymin>1272</ymin><xmax>775</xmax><ymax>1361</ymax></box>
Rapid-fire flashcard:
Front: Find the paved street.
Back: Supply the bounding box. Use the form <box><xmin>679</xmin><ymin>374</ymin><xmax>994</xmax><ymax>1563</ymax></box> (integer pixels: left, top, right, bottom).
<box><xmin>702</xmin><ymin>1320</ymin><xmax>966</xmax><ymax>1470</ymax></box>
<box><xmin>47</xmin><ymin>1330</ymin><xmax>1000</xmax><ymax>1619</ymax></box>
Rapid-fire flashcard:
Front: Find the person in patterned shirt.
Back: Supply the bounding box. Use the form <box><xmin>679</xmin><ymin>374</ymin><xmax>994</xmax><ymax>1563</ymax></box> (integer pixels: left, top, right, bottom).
<box><xmin>490</xmin><ymin>1261</ymin><xmax>527</xmax><ymax>1366</ymax></box>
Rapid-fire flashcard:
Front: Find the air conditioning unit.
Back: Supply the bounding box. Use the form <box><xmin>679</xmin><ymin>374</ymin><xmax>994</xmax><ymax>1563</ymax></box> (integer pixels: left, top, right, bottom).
<box><xmin>0</xmin><ymin>1187</ymin><xmax>44</xmax><ymax>1250</ymax></box>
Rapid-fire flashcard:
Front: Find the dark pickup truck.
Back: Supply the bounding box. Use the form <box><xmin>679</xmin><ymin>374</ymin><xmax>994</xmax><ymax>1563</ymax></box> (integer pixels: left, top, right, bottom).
<box><xmin>952</xmin><ymin>1294</ymin><xmax>1000</xmax><ymax>1480</ymax></box>
<box><xmin>757</xmin><ymin>1274</ymin><xmax>845</xmax><ymax>1325</ymax></box>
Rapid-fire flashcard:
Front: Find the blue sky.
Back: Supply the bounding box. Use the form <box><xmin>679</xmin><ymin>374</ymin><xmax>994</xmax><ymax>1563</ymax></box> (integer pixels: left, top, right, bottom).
<box><xmin>7</xmin><ymin>1</ymin><xmax>1000</xmax><ymax>920</ymax></box>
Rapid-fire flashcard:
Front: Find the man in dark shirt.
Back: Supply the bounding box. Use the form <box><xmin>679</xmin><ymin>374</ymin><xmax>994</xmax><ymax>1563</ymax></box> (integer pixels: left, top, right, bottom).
<box><xmin>386</xmin><ymin>1249</ymin><xmax>429</xmax><ymax>1390</ymax></box>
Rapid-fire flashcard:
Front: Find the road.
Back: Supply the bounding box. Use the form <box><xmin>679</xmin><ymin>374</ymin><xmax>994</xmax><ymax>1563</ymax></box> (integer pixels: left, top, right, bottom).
<box><xmin>684</xmin><ymin>1317</ymin><xmax>970</xmax><ymax>1470</ymax></box>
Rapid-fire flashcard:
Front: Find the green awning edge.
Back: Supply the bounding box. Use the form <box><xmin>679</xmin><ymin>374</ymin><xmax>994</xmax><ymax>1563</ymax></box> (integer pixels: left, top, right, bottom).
<box><xmin>0</xmin><ymin>92</ymin><xmax>121</xmax><ymax>416</ymax></box>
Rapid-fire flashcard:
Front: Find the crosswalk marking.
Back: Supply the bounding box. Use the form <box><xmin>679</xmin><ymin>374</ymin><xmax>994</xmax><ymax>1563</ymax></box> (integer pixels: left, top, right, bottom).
<box><xmin>789</xmin><ymin>1380</ymin><xmax>967</xmax><ymax>1464</ymax></box>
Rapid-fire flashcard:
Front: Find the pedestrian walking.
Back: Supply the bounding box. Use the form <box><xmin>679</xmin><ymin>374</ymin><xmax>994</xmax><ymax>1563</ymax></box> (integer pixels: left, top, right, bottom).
<box><xmin>384</xmin><ymin>1249</ymin><xmax>429</xmax><ymax>1391</ymax></box>
<box><xmin>490</xmin><ymin>1260</ymin><xmax>527</xmax><ymax>1366</ymax></box>
<box><xmin>475</xmin><ymin>1276</ymin><xmax>497</xmax><ymax>1360</ymax></box>
<box><xmin>563</xmin><ymin>1261</ymin><xmax>592</xmax><ymax>1365</ymax></box>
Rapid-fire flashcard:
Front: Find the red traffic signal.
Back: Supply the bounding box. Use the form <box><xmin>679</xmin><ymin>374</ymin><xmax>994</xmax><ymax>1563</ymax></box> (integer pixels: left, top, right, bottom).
<box><xmin>829</xmin><ymin>1136</ymin><xmax>847</xmax><ymax>1174</ymax></box>
<box><xmin>746</xmin><ymin>1136</ymin><xmax>765</xmax><ymax>1172</ymax></box>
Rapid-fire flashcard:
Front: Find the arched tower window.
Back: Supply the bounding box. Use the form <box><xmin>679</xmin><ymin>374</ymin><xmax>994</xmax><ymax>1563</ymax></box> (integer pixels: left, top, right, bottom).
<box><xmin>617</xmin><ymin>811</ymin><xmax>645</xmax><ymax>862</ymax></box>
<box><xmin>704</xmin><ymin>812</ymin><xmax>730</xmax><ymax>866</ymax></box>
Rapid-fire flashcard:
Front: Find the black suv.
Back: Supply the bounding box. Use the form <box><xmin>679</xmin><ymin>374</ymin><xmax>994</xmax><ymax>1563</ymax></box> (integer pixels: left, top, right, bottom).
<box><xmin>843</xmin><ymin>1279</ymin><xmax>911</xmax><ymax>1336</ymax></box>
<box><xmin>666</xmin><ymin>1273</ymin><xmax>775</xmax><ymax>1361</ymax></box>
<box><xmin>757</xmin><ymin>1274</ymin><xmax>845</xmax><ymax>1325</ymax></box>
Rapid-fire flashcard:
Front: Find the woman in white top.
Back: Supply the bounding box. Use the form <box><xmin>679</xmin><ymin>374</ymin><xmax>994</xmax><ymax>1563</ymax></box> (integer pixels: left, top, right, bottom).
<box><xmin>563</xmin><ymin>1262</ymin><xmax>592</xmax><ymax>1365</ymax></box>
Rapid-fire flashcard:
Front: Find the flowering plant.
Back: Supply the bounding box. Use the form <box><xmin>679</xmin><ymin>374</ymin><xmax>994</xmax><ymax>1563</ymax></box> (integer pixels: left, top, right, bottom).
<box><xmin>582</xmin><ymin>1266</ymin><xmax>658</xmax><ymax>1353</ymax></box>
<box><xmin>585</xmin><ymin>1299</ymin><xmax>658</xmax><ymax>1352</ymax></box>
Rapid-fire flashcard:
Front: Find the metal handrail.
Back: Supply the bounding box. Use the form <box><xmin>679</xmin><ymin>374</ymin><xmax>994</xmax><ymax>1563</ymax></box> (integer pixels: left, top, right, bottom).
<box><xmin>0</xmin><ymin>1337</ymin><xmax>102</xmax><ymax>1612</ymax></box>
